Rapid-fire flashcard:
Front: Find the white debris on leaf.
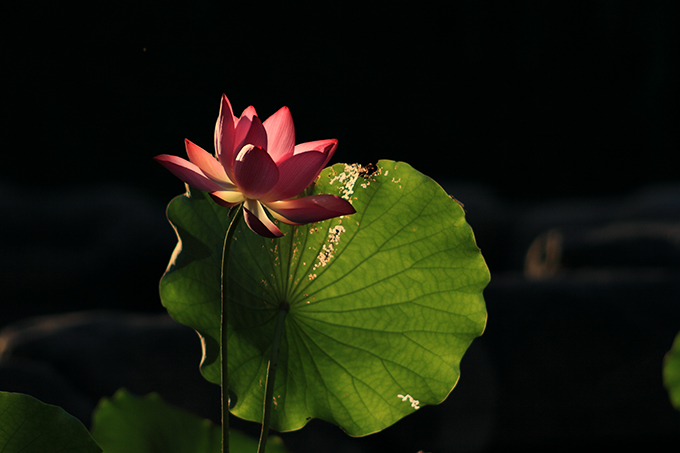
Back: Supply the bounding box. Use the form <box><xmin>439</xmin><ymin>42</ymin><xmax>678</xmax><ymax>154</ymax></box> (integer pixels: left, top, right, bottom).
<box><xmin>397</xmin><ymin>394</ymin><xmax>420</xmax><ymax>410</ymax></box>
<box><xmin>328</xmin><ymin>163</ymin><xmax>361</xmax><ymax>202</ymax></box>
<box><xmin>312</xmin><ymin>225</ymin><xmax>346</xmax><ymax>271</ymax></box>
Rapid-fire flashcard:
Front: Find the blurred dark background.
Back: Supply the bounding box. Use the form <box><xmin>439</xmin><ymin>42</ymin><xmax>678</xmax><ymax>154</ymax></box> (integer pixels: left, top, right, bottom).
<box><xmin>4</xmin><ymin>0</ymin><xmax>677</xmax><ymax>198</ymax></box>
<box><xmin>2</xmin><ymin>1</ymin><xmax>679</xmax><ymax>452</ymax></box>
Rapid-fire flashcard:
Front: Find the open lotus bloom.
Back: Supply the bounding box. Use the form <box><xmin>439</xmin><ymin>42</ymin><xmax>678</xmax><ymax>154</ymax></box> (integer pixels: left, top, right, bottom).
<box><xmin>155</xmin><ymin>94</ymin><xmax>356</xmax><ymax>238</ymax></box>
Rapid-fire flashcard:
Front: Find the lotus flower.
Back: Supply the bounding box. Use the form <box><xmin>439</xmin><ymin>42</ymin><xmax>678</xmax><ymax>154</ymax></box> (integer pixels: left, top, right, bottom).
<box><xmin>155</xmin><ymin>94</ymin><xmax>356</xmax><ymax>238</ymax></box>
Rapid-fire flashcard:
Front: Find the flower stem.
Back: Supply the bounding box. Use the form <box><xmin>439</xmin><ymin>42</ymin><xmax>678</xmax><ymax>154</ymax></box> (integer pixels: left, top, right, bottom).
<box><xmin>221</xmin><ymin>205</ymin><xmax>243</xmax><ymax>453</ymax></box>
<box><xmin>257</xmin><ymin>304</ymin><xmax>289</xmax><ymax>453</ymax></box>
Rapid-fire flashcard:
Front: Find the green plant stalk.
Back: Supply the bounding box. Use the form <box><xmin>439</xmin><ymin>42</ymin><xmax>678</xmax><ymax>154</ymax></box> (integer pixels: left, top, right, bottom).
<box><xmin>221</xmin><ymin>205</ymin><xmax>244</xmax><ymax>453</ymax></box>
<box><xmin>257</xmin><ymin>304</ymin><xmax>289</xmax><ymax>453</ymax></box>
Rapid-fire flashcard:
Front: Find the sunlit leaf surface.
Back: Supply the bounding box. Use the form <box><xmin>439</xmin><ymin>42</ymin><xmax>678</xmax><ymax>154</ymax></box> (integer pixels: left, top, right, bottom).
<box><xmin>160</xmin><ymin>161</ymin><xmax>489</xmax><ymax>435</ymax></box>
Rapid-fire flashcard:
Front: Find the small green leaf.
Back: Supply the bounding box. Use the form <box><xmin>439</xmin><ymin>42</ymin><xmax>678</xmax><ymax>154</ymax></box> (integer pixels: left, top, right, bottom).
<box><xmin>664</xmin><ymin>330</ymin><xmax>680</xmax><ymax>411</ymax></box>
<box><xmin>0</xmin><ymin>391</ymin><xmax>101</xmax><ymax>453</ymax></box>
<box><xmin>90</xmin><ymin>389</ymin><xmax>289</xmax><ymax>453</ymax></box>
<box><xmin>160</xmin><ymin>160</ymin><xmax>489</xmax><ymax>435</ymax></box>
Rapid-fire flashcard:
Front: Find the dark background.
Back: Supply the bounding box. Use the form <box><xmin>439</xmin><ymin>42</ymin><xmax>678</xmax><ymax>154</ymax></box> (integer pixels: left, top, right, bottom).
<box><xmin>5</xmin><ymin>1</ymin><xmax>677</xmax><ymax>199</ymax></box>
<box><xmin>2</xmin><ymin>1</ymin><xmax>679</xmax><ymax>452</ymax></box>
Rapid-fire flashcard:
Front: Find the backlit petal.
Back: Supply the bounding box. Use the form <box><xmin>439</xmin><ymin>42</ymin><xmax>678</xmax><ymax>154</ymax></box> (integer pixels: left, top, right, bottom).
<box><xmin>244</xmin><ymin>199</ymin><xmax>283</xmax><ymax>238</ymax></box>
<box><xmin>239</xmin><ymin>105</ymin><xmax>258</xmax><ymax>120</ymax></box>
<box><xmin>240</xmin><ymin>115</ymin><xmax>268</xmax><ymax>152</ymax></box>
<box><xmin>185</xmin><ymin>139</ymin><xmax>234</xmax><ymax>187</ymax></box>
<box><xmin>264</xmin><ymin>195</ymin><xmax>356</xmax><ymax>225</ymax></box>
<box><xmin>154</xmin><ymin>154</ymin><xmax>225</xmax><ymax>192</ymax></box>
<box><xmin>233</xmin><ymin>144</ymin><xmax>279</xmax><ymax>199</ymax></box>
<box><xmin>234</xmin><ymin>106</ymin><xmax>266</xmax><ymax>153</ymax></box>
<box><xmin>209</xmin><ymin>190</ymin><xmax>244</xmax><ymax>208</ymax></box>
<box><xmin>293</xmin><ymin>138</ymin><xmax>338</xmax><ymax>154</ymax></box>
<box><xmin>293</xmin><ymin>138</ymin><xmax>338</xmax><ymax>168</ymax></box>
<box><xmin>263</xmin><ymin>106</ymin><xmax>295</xmax><ymax>163</ymax></box>
<box><xmin>261</xmin><ymin>150</ymin><xmax>328</xmax><ymax>202</ymax></box>
<box><xmin>214</xmin><ymin>94</ymin><xmax>237</xmax><ymax>171</ymax></box>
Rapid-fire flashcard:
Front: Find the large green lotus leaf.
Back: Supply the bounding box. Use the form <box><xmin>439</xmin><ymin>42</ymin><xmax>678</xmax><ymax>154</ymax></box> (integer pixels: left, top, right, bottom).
<box><xmin>664</xmin><ymin>330</ymin><xmax>680</xmax><ymax>411</ymax></box>
<box><xmin>0</xmin><ymin>391</ymin><xmax>101</xmax><ymax>453</ymax></box>
<box><xmin>160</xmin><ymin>160</ymin><xmax>489</xmax><ymax>436</ymax></box>
<box><xmin>90</xmin><ymin>389</ymin><xmax>288</xmax><ymax>453</ymax></box>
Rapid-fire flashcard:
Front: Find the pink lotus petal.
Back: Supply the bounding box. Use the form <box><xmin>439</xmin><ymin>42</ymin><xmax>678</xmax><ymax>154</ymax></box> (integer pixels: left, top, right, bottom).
<box><xmin>264</xmin><ymin>195</ymin><xmax>356</xmax><ymax>225</ymax></box>
<box><xmin>293</xmin><ymin>138</ymin><xmax>338</xmax><ymax>168</ymax></box>
<box><xmin>214</xmin><ymin>94</ymin><xmax>237</xmax><ymax>172</ymax></box>
<box><xmin>263</xmin><ymin>106</ymin><xmax>295</xmax><ymax>163</ymax></box>
<box><xmin>293</xmin><ymin>138</ymin><xmax>338</xmax><ymax>153</ymax></box>
<box><xmin>233</xmin><ymin>144</ymin><xmax>280</xmax><ymax>199</ymax></box>
<box><xmin>210</xmin><ymin>190</ymin><xmax>245</xmax><ymax>207</ymax></box>
<box><xmin>240</xmin><ymin>105</ymin><xmax>258</xmax><ymax>119</ymax></box>
<box><xmin>240</xmin><ymin>114</ymin><xmax>268</xmax><ymax>153</ymax></box>
<box><xmin>244</xmin><ymin>200</ymin><xmax>283</xmax><ymax>238</ymax></box>
<box><xmin>261</xmin><ymin>150</ymin><xmax>328</xmax><ymax>202</ymax></box>
<box><xmin>154</xmin><ymin>154</ymin><xmax>225</xmax><ymax>192</ymax></box>
<box><xmin>185</xmin><ymin>139</ymin><xmax>234</xmax><ymax>187</ymax></box>
<box><xmin>233</xmin><ymin>106</ymin><xmax>261</xmax><ymax>152</ymax></box>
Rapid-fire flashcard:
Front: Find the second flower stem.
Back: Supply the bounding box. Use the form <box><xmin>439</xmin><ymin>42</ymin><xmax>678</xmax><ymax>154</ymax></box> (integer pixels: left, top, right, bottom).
<box><xmin>221</xmin><ymin>205</ymin><xmax>243</xmax><ymax>453</ymax></box>
<box><xmin>257</xmin><ymin>304</ymin><xmax>289</xmax><ymax>453</ymax></box>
